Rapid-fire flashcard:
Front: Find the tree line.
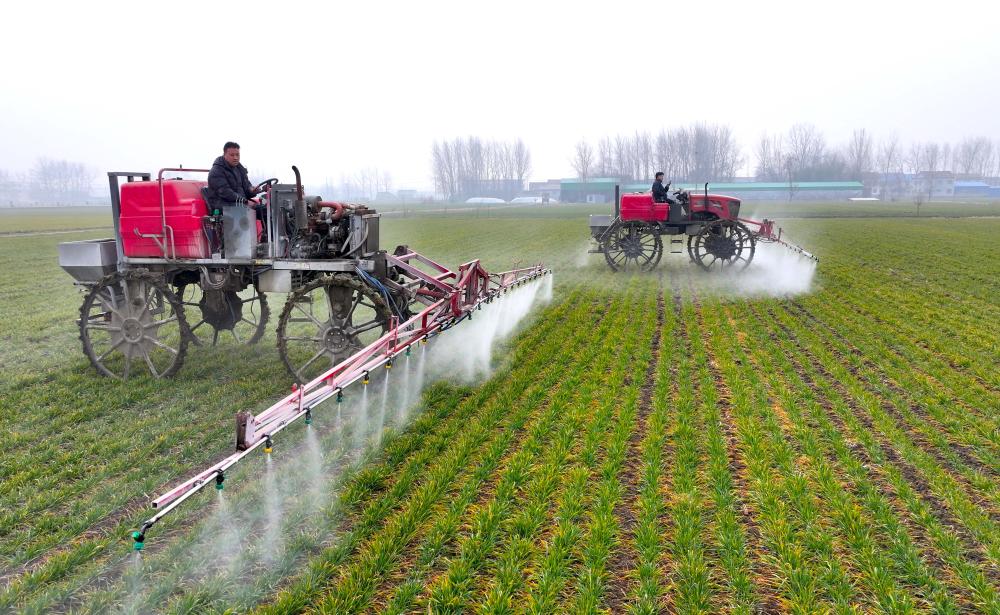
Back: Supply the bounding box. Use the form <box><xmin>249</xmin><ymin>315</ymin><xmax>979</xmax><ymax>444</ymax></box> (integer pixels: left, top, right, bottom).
<box><xmin>755</xmin><ymin>126</ymin><xmax>1000</xmax><ymax>182</ymax></box>
<box><xmin>571</xmin><ymin>124</ymin><xmax>1000</xmax><ymax>184</ymax></box>
<box><xmin>316</xmin><ymin>168</ymin><xmax>393</xmax><ymax>202</ymax></box>
<box><xmin>431</xmin><ymin>137</ymin><xmax>532</xmax><ymax>201</ymax></box>
<box><xmin>571</xmin><ymin>123</ymin><xmax>743</xmax><ymax>183</ymax></box>
<box><xmin>0</xmin><ymin>158</ymin><xmax>96</xmax><ymax>205</ymax></box>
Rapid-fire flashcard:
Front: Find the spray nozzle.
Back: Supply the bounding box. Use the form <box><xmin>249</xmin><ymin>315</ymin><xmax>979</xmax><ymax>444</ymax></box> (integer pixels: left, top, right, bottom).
<box><xmin>305</xmin><ymin>408</ymin><xmax>312</xmax><ymax>425</ymax></box>
<box><xmin>385</xmin><ymin>359</ymin><xmax>393</xmax><ymax>370</ymax></box>
<box><xmin>131</xmin><ymin>530</ymin><xmax>145</xmax><ymax>551</ymax></box>
<box><xmin>362</xmin><ymin>371</ymin><xmax>370</xmax><ymax>386</ymax></box>
<box><xmin>336</xmin><ymin>388</ymin><xmax>344</xmax><ymax>403</ymax></box>
<box><xmin>264</xmin><ymin>436</ymin><xmax>273</xmax><ymax>455</ymax></box>
<box><xmin>215</xmin><ymin>472</ymin><xmax>225</xmax><ymax>491</ymax></box>
<box><xmin>405</xmin><ymin>346</ymin><xmax>411</xmax><ymax>357</ymax></box>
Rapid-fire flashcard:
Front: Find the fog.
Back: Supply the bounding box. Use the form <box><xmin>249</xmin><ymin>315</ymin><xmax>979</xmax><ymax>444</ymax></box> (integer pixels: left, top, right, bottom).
<box><xmin>2</xmin><ymin>0</ymin><xmax>998</xmax><ymax>191</ymax></box>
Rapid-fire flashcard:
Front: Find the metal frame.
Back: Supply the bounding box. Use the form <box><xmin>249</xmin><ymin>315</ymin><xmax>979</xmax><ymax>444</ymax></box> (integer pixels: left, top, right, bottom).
<box><xmin>135</xmin><ymin>256</ymin><xmax>551</xmax><ymax>540</ymax></box>
<box><xmin>110</xmin><ymin>171</ymin><xmax>383</xmax><ymax>272</ymax></box>
<box><xmin>107</xmin><ymin>172</ymin><xmax>151</xmax><ymax>270</ymax></box>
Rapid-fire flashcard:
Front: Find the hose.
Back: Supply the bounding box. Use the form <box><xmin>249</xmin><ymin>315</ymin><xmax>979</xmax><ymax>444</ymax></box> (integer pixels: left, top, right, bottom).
<box><xmin>341</xmin><ymin>226</ymin><xmax>369</xmax><ymax>258</ymax></box>
<box><xmin>199</xmin><ymin>266</ymin><xmax>228</xmax><ymax>290</ymax></box>
<box><xmin>356</xmin><ymin>267</ymin><xmax>404</xmax><ymax>321</ymax></box>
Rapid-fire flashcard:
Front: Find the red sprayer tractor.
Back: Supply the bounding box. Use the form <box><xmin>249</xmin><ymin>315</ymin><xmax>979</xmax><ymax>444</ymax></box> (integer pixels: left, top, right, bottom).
<box><xmin>589</xmin><ymin>183</ymin><xmax>817</xmax><ymax>271</ymax></box>
<box><xmin>57</xmin><ymin>166</ymin><xmax>550</xmax><ymax>547</ymax></box>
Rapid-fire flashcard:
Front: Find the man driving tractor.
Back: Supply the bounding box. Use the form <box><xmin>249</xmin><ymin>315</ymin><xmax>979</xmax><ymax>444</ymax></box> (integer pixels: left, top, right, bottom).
<box><xmin>651</xmin><ymin>171</ymin><xmax>676</xmax><ymax>204</ymax></box>
<box><xmin>207</xmin><ymin>141</ymin><xmax>264</xmax><ymax>227</ymax></box>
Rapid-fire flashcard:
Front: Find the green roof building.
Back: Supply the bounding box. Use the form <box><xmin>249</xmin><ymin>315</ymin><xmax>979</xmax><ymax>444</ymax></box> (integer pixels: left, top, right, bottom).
<box><xmin>559</xmin><ymin>179</ymin><xmax>864</xmax><ymax>202</ymax></box>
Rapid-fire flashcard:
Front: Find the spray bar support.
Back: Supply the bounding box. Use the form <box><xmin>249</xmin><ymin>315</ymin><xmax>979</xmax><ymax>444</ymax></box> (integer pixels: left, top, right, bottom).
<box><xmin>137</xmin><ymin>255</ymin><xmax>551</xmax><ymax>541</ymax></box>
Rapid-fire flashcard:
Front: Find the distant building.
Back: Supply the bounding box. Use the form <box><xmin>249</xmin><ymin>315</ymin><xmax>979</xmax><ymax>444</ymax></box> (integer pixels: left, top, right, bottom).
<box><xmin>395</xmin><ymin>189</ymin><xmax>417</xmax><ymax>203</ymax></box>
<box><xmin>559</xmin><ymin>178</ymin><xmax>623</xmax><ymax>203</ymax></box>
<box><xmin>510</xmin><ymin>196</ymin><xmax>557</xmax><ymax>204</ymax></box>
<box><xmin>526</xmin><ymin>179</ymin><xmax>562</xmax><ymax>201</ymax></box>
<box><xmin>954</xmin><ymin>180</ymin><xmax>991</xmax><ymax>197</ymax></box>
<box><xmin>864</xmin><ymin>172</ymin><xmax>956</xmax><ymax>201</ymax></box>
<box><xmin>580</xmin><ymin>180</ymin><xmax>863</xmax><ymax>201</ymax></box>
<box><xmin>556</xmin><ymin>178</ymin><xmax>864</xmax><ymax>202</ymax></box>
<box><xmin>915</xmin><ymin>171</ymin><xmax>955</xmax><ymax>198</ymax></box>
<box><xmin>465</xmin><ymin>197</ymin><xmax>506</xmax><ymax>204</ymax></box>
<box><xmin>458</xmin><ymin>179</ymin><xmax>524</xmax><ymax>202</ymax></box>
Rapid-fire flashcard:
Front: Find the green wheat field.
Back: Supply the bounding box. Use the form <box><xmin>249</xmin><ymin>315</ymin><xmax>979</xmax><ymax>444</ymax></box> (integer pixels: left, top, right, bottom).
<box><xmin>1</xmin><ymin>200</ymin><xmax>999</xmax><ymax>614</ymax></box>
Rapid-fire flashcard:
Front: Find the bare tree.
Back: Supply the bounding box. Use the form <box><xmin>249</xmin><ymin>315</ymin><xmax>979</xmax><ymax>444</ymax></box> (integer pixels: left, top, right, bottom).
<box><xmin>846</xmin><ymin>128</ymin><xmax>874</xmax><ymax>179</ymax></box>
<box><xmin>955</xmin><ymin>136</ymin><xmax>994</xmax><ymax>177</ymax></box>
<box><xmin>571</xmin><ymin>140</ymin><xmax>594</xmax><ymax>181</ymax></box>
<box><xmin>431</xmin><ymin>136</ymin><xmax>532</xmax><ymax>201</ymax></box>
<box><xmin>785</xmin><ymin>123</ymin><xmax>827</xmax><ymax>179</ymax></box>
<box><xmin>596</xmin><ymin>137</ymin><xmax>614</xmax><ymax>177</ymax></box>
<box><xmin>912</xmin><ymin>184</ymin><xmax>925</xmax><ymax>216</ymax></box>
<box><xmin>0</xmin><ymin>169</ymin><xmax>15</xmax><ymax>204</ymax></box>
<box><xmin>512</xmin><ymin>139</ymin><xmax>532</xmax><ymax>183</ymax></box>
<box><xmin>921</xmin><ymin>142</ymin><xmax>943</xmax><ymax>202</ymax></box>
<box><xmin>587</xmin><ymin>123</ymin><xmax>742</xmax><ymax>182</ymax></box>
<box><xmin>613</xmin><ymin>135</ymin><xmax>630</xmax><ymax>179</ymax></box>
<box><xmin>431</xmin><ymin>141</ymin><xmax>457</xmax><ymax>200</ymax></box>
<box><xmin>784</xmin><ymin>154</ymin><xmax>799</xmax><ymax>200</ymax></box>
<box><xmin>877</xmin><ymin>133</ymin><xmax>902</xmax><ymax>200</ymax></box>
<box><xmin>653</xmin><ymin>130</ymin><xmax>670</xmax><ymax>176</ymax></box>
<box><xmin>905</xmin><ymin>142</ymin><xmax>924</xmax><ymax>174</ymax></box>
<box><xmin>755</xmin><ymin>133</ymin><xmax>785</xmax><ymax>181</ymax></box>
<box><xmin>941</xmin><ymin>142</ymin><xmax>952</xmax><ymax>174</ymax></box>
<box><xmin>29</xmin><ymin>158</ymin><xmax>94</xmax><ymax>203</ymax></box>
<box><xmin>634</xmin><ymin>131</ymin><xmax>654</xmax><ymax>180</ymax></box>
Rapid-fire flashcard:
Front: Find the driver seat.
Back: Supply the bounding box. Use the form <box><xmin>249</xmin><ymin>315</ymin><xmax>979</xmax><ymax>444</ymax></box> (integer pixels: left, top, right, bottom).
<box><xmin>199</xmin><ymin>186</ymin><xmax>224</xmax><ymax>256</ymax></box>
<box><xmin>200</xmin><ymin>187</ymin><xmax>216</xmax><ymax>214</ymax></box>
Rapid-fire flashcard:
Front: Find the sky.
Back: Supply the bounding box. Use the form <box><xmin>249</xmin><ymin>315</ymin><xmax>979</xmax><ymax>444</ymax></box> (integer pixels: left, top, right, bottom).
<box><xmin>1</xmin><ymin>0</ymin><xmax>998</xmax><ymax>191</ymax></box>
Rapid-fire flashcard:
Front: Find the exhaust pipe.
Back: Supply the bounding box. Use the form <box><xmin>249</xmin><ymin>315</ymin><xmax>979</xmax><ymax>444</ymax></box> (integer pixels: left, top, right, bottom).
<box><xmin>291</xmin><ymin>165</ymin><xmax>308</xmax><ymax>233</ymax></box>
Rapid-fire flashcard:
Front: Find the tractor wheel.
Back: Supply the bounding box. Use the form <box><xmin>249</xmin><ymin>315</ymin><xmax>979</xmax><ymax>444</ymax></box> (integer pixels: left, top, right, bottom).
<box><xmin>176</xmin><ymin>282</ymin><xmax>269</xmax><ymax>346</ymax></box>
<box><xmin>79</xmin><ymin>270</ymin><xmax>190</xmax><ymax>379</ymax></box>
<box><xmin>277</xmin><ymin>274</ymin><xmax>390</xmax><ymax>384</ymax></box>
<box><xmin>601</xmin><ymin>221</ymin><xmax>663</xmax><ymax>272</ymax></box>
<box><xmin>687</xmin><ymin>219</ymin><xmax>756</xmax><ymax>271</ymax></box>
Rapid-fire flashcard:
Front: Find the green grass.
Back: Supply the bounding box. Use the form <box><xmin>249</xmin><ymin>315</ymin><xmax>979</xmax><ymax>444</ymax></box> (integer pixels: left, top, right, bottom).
<box><xmin>0</xmin><ymin>205</ymin><xmax>998</xmax><ymax>613</ymax></box>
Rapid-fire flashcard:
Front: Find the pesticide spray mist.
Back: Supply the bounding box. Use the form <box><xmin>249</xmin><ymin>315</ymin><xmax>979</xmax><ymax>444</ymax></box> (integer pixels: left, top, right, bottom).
<box><xmin>701</xmin><ymin>241</ymin><xmax>818</xmax><ymax>298</ymax></box>
<box><xmin>426</xmin><ymin>274</ymin><xmax>552</xmax><ymax>382</ymax></box>
<box><xmin>90</xmin><ymin>274</ymin><xmax>553</xmax><ymax>613</ymax></box>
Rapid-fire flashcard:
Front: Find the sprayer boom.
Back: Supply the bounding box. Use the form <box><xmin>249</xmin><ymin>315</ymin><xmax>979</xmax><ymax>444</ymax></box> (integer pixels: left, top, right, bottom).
<box><xmin>132</xmin><ymin>252</ymin><xmax>550</xmax><ymax>548</ymax></box>
<box><xmin>739</xmin><ymin>217</ymin><xmax>819</xmax><ymax>262</ymax></box>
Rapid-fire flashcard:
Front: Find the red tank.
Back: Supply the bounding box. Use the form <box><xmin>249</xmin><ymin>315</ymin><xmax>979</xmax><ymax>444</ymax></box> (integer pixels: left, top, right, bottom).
<box><xmin>119</xmin><ymin>180</ymin><xmax>210</xmax><ymax>258</ymax></box>
<box><xmin>620</xmin><ymin>193</ymin><xmax>668</xmax><ymax>221</ymax></box>
<box><xmin>619</xmin><ymin>191</ymin><xmax>741</xmax><ymax>222</ymax></box>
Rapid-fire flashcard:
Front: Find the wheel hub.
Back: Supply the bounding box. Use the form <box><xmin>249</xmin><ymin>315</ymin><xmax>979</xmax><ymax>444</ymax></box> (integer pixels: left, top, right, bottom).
<box><xmin>121</xmin><ymin>318</ymin><xmax>144</xmax><ymax>343</ymax></box>
<box><xmin>199</xmin><ymin>290</ymin><xmax>242</xmax><ymax>330</ymax></box>
<box><xmin>705</xmin><ymin>235</ymin><xmax>737</xmax><ymax>260</ymax></box>
<box><xmin>321</xmin><ymin>324</ymin><xmax>356</xmax><ymax>355</ymax></box>
<box><xmin>108</xmin><ymin>290</ymin><xmax>156</xmax><ymax>354</ymax></box>
<box><xmin>621</xmin><ymin>236</ymin><xmax>644</xmax><ymax>258</ymax></box>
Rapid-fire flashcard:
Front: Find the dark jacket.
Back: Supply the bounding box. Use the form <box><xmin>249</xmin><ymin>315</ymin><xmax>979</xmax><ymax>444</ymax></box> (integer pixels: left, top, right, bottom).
<box><xmin>652</xmin><ymin>180</ymin><xmax>672</xmax><ymax>203</ymax></box>
<box><xmin>207</xmin><ymin>156</ymin><xmax>254</xmax><ymax>207</ymax></box>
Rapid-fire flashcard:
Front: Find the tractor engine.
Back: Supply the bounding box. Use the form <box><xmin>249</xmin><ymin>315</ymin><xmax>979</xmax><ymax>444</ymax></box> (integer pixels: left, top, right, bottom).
<box><xmin>266</xmin><ymin>183</ymin><xmax>379</xmax><ymax>262</ymax></box>
<box><xmin>283</xmin><ymin>197</ymin><xmax>353</xmax><ymax>259</ymax></box>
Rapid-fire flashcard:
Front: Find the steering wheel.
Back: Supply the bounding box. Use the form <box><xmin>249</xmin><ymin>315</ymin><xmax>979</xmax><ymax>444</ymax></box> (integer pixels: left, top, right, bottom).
<box><xmin>254</xmin><ymin>178</ymin><xmax>279</xmax><ymax>194</ymax></box>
